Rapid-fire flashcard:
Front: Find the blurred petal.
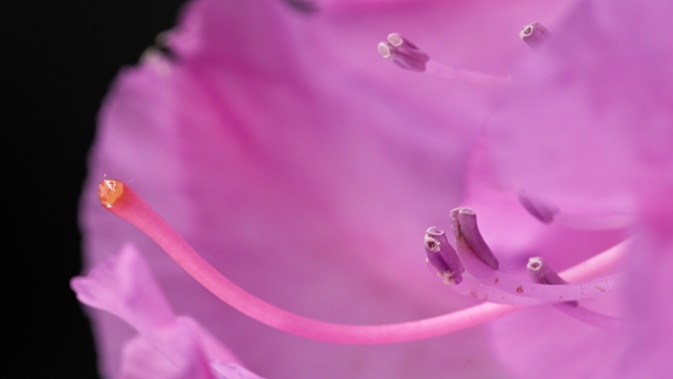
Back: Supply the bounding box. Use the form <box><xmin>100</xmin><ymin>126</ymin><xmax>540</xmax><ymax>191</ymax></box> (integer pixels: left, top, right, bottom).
<box><xmin>73</xmin><ymin>245</ymin><xmax>252</xmax><ymax>378</ymax></box>
<box><xmin>485</xmin><ymin>0</ymin><xmax>673</xmax><ymax>216</ymax></box>
<box><xmin>461</xmin><ymin>141</ymin><xmax>627</xmax><ymax>266</ymax></box>
<box><xmin>618</xmin><ymin>212</ymin><xmax>673</xmax><ymax>377</ymax></box>
<box><xmin>119</xmin><ymin>332</ymin><xmax>215</xmax><ymax>379</ymax></box>
<box><xmin>72</xmin><ymin>244</ymin><xmax>176</xmax><ymax>333</ymax></box>
<box><xmin>118</xmin><ymin>319</ymin><xmax>264</xmax><ymax>379</ymax></box>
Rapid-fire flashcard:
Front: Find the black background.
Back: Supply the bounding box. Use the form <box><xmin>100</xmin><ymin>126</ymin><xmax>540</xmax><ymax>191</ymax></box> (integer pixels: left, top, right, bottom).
<box><xmin>9</xmin><ymin>1</ymin><xmax>186</xmax><ymax>377</ymax></box>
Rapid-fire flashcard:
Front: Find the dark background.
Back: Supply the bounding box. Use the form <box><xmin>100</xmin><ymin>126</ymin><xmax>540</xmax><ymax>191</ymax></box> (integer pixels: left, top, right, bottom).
<box><xmin>9</xmin><ymin>1</ymin><xmax>186</xmax><ymax>377</ymax></box>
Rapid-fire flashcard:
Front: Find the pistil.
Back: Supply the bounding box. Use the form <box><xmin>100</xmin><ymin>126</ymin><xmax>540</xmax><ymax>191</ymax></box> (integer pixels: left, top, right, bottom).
<box><xmin>97</xmin><ymin>179</ymin><xmax>626</xmax><ymax>343</ymax></box>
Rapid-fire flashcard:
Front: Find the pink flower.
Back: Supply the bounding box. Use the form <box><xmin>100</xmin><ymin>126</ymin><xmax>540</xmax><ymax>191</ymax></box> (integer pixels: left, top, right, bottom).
<box><xmin>74</xmin><ymin>0</ymin><xmax>673</xmax><ymax>377</ymax></box>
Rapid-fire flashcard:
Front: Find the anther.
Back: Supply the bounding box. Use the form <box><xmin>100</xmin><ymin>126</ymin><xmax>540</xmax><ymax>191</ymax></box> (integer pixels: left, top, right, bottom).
<box><xmin>424</xmin><ymin>227</ymin><xmax>465</xmax><ymax>285</ymax></box>
<box><xmin>527</xmin><ymin>257</ymin><xmax>567</xmax><ymax>285</ymax></box>
<box><xmin>283</xmin><ymin>0</ymin><xmax>318</xmax><ymax>13</ymax></box>
<box><xmin>519</xmin><ymin>22</ymin><xmax>552</xmax><ymax>49</ymax></box>
<box><xmin>517</xmin><ymin>190</ymin><xmax>559</xmax><ymax>224</ymax></box>
<box><xmin>378</xmin><ymin>33</ymin><xmax>430</xmax><ymax>72</ymax></box>
<box><xmin>450</xmin><ymin>208</ymin><xmax>500</xmax><ymax>270</ymax></box>
<box><xmin>528</xmin><ymin>257</ymin><xmax>579</xmax><ymax>307</ymax></box>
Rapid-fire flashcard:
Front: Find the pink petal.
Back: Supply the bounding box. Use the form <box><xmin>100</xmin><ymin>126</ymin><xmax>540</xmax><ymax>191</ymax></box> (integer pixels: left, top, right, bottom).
<box><xmin>475</xmin><ymin>0</ymin><xmax>673</xmax><ymax>376</ymax></box>
<box><xmin>72</xmin><ymin>245</ymin><xmax>249</xmax><ymax>377</ymax></box>
<box><xmin>72</xmin><ymin>244</ymin><xmax>176</xmax><ymax>333</ymax></box>
<box><xmin>484</xmin><ymin>0</ymin><xmax>673</xmax><ymax>216</ymax></box>
<box><xmin>487</xmin><ymin>214</ymin><xmax>673</xmax><ymax>379</ymax></box>
<box><xmin>118</xmin><ymin>333</ymin><xmax>215</xmax><ymax>379</ymax></box>
<box><xmin>618</xmin><ymin>212</ymin><xmax>673</xmax><ymax>377</ymax></box>
<box><xmin>118</xmin><ymin>319</ymin><xmax>264</xmax><ymax>379</ymax></box>
<box><xmin>461</xmin><ymin>142</ymin><xmax>628</xmax><ymax>267</ymax></box>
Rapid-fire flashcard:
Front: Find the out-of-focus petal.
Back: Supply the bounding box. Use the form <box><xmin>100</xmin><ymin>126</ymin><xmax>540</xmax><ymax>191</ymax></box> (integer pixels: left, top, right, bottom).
<box><xmin>72</xmin><ymin>245</ymin><xmax>252</xmax><ymax>378</ymax></box>
<box><xmin>488</xmin><ymin>214</ymin><xmax>673</xmax><ymax>379</ymax></box>
<box><xmin>460</xmin><ymin>140</ymin><xmax>628</xmax><ymax>267</ymax></box>
<box><xmin>485</xmin><ymin>0</ymin><xmax>673</xmax><ymax>216</ymax></box>
<box><xmin>477</xmin><ymin>0</ymin><xmax>673</xmax><ymax>377</ymax></box>
<box><xmin>210</xmin><ymin>361</ymin><xmax>265</xmax><ymax>379</ymax></box>
<box><xmin>72</xmin><ymin>244</ymin><xmax>176</xmax><ymax>333</ymax></box>
<box><xmin>489</xmin><ymin>304</ymin><xmax>627</xmax><ymax>378</ymax></box>
<box><xmin>618</xmin><ymin>212</ymin><xmax>673</xmax><ymax>377</ymax></box>
<box><xmin>117</xmin><ymin>318</ymin><xmax>264</xmax><ymax>379</ymax></box>
<box><xmin>118</xmin><ymin>332</ymin><xmax>214</xmax><ymax>379</ymax></box>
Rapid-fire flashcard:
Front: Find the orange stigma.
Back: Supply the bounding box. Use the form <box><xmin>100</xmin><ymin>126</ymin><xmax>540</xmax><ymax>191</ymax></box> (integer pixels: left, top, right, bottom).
<box><xmin>98</xmin><ymin>179</ymin><xmax>125</xmax><ymax>208</ymax></box>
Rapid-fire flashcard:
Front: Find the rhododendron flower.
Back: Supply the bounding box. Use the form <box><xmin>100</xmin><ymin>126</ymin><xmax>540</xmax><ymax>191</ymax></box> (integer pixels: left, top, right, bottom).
<box><xmin>74</xmin><ymin>0</ymin><xmax>672</xmax><ymax>377</ymax></box>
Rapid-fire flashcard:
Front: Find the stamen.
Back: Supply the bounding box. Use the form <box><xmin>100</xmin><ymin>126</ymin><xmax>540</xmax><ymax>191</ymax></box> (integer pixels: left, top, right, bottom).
<box><xmin>442</xmin><ymin>272</ymin><xmax>564</xmax><ymax>305</ymax></box>
<box><xmin>425</xmin><ymin>228</ymin><xmax>557</xmax><ymax>304</ymax></box>
<box><xmin>527</xmin><ymin>257</ymin><xmax>569</xmax><ymax>285</ymax></box>
<box><xmin>378</xmin><ymin>33</ymin><xmax>511</xmax><ymax>88</ymax></box>
<box><xmin>527</xmin><ymin>257</ymin><xmax>579</xmax><ymax>306</ymax></box>
<box><xmin>97</xmin><ymin>179</ymin><xmax>624</xmax><ymax>343</ymax></box>
<box><xmin>424</xmin><ymin>227</ymin><xmax>464</xmax><ymax>285</ymax></box>
<box><xmin>528</xmin><ymin>257</ymin><xmax>627</xmax><ymax>330</ymax></box>
<box><xmin>378</xmin><ymin>33</ymin><xmax>430</xmax><ymax>72</ymax></box>
<box><xmin>98</xmin><ymin>179</ymin><xmax>125</xmax><ymax>208</ymax></box>
<box><xmin>450</xmin><ymin>208</ymin><xmax>500</xmax><ymax>270</ymax></box>
<box><xmin>449</xmin><ymin>207</ymin><xmax>626</xmax><ymax>301</ymax></box>
<box><xmin>517</xmin><ymin>190</ymin><xmax>559</xmax><ymax>224</ymax></box>
<box><xmin>437</xmin><ymin>243</ymin><xmax>628</xmax><ymax>305</ymax></box>
<box><xmin>519</xmin><ymin>22</ymin><xmax>552</xmax><ymax>49</ymax></box>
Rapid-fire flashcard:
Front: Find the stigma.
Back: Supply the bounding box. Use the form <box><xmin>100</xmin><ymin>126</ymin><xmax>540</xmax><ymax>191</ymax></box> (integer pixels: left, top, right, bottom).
<box><xmin>98</xmin><ymin>179</ymin><xmax>125</xmax><ymax>208</ymax></box>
